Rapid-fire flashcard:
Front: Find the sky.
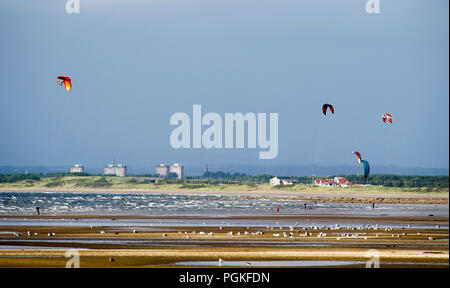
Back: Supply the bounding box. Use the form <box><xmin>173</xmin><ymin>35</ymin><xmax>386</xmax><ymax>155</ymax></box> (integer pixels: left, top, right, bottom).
<box><xmin>0</xmin><ymin>0</ymin><xmax>448</xmax><ymax>170</ymax></box>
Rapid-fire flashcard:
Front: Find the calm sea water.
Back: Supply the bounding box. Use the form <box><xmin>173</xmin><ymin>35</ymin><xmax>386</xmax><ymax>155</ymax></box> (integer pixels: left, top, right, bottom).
<box><xmin>0</xmin><ymin>191</ymin><xmax>447</xmax><ymax>217</ymax></box>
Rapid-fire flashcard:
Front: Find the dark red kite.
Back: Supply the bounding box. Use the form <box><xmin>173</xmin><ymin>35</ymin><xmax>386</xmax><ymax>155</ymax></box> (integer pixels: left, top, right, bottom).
<box><xmin>322</xmin><ymin>104</ymin><xmax>334</xmax><ymax>115</ymax></box>
<box><xmin>57</xmin><ymin>75</ymin><xmax>71</xmax><ymax>92</ymax></box>
<box><xmin>382</xmin><ymin>113</ymin><xmax>392</xmax><ymax>123</ymax></box>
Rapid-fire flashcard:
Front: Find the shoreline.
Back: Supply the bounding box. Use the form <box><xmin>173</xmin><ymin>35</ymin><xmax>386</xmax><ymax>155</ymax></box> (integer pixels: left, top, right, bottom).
<box><xmin>0</xmin><ymin>214</ymin><xmax>448</xmax><ymax>268</ymax></box>
<box><xmin>0</xmin><ymin>214</ymin><xmax>448</xmax><ymax>224</ymax></box>
<box><xmin>1</xmin><ymin>187</ymin><xmax>448</xmax><ymax>204</ymax></box>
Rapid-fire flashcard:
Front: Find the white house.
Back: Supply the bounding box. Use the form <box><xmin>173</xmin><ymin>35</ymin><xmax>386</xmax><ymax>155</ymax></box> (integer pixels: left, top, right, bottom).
<box><xmin>270</xmin><ymin>177</ymin><xmax>297</xmax><ymax>186</ymax></box>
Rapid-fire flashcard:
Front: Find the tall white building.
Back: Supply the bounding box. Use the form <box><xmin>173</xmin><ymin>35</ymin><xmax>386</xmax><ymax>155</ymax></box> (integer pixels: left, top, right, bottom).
<box><xmin>155</xmin><ymin>164</ymin><xmax>169</xmax><ymax>177</ymax></box>
<box><xmin>170</xmin><ymin>163</ymin><xmax>184</xmax><ymax>179</ymax></box>
<box><xmin>70</xmin><ymin>164</ymin><xmax>84</xmax><ymax>173</ymax></box>
<box><xmin>104</xmin><ymin>158</ymin><xmax>127</xmax><ymax>177</ymax></box>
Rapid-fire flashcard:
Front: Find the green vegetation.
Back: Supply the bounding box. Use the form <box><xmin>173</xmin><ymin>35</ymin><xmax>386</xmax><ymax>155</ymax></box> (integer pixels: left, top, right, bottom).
<box><xmin>73</xmin><ymin>177</ymin><xmax>112</xmax><ymax>188</ymax></box>
<box><xmin>198</xmin><ymin>171</ymin><xmax>449</xmax><ymax>188</ymax></box>
<box><xmin>0</xmin><ymin>172</ymin><xmax>448</xmax><ymax>194</ymax></box>
<box><xmin>0</xmin><ymin>174</ymin><xmax>41</xmax><ymax>183</ymax></box>
<box><xmin>328</xmin><ymin>174</ymin><xmax>449</xmax><ymax>188</ymax></box>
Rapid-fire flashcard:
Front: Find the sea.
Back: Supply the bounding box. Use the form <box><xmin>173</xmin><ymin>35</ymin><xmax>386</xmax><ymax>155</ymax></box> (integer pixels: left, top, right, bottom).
<box><xmin>0</xmin><ymin>191</ymin><xmax>447</xmax><ymax>218</ymax></box>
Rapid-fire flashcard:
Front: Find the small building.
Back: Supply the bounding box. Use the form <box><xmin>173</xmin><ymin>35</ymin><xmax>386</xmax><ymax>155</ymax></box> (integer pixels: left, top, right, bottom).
<box><xmin>314</xmin><ymin>177</ymin><xmax>352</xmax><ymax>187</ymax></box>
<box><xmin>104</xmin><ymin>158</ymin><xmax>127</xmax><ymax>177</ymax></box>
<box><xmin>314</xmin><ymin>178</ymin><xmax>335</xmax><ymax>187</ymax></box>
<box><xmin>334</xmin><ymin>177</ymin><xmax>347</xmax><ymax>185</ymax></box>
<box><xmin>314</xmin><ymin>178</ymin><xmax>325</xmax><ymax>186</ymax></box>
<box><xmin>70</xmin><ymin>164</ymin><xmax>84</xmax><ymax>173</ymax></box>
<box><xmin>170</xmin><ymin>163</ymin><xmax>184</xmax><ymax>179</ymax></box>
<box><xmin>155</xmin><ymin>164</ymin><xmax>169</xmax><ymax>177</ymax></box>
<box><xmin>270</xmin><ymin>176</ymin><xmax>297</xmax><ymax>186</ymax></box>
<box><xmin>340</xmin><ymin>181</ymin><xmax>353</xmax><ymax>188</ymax></box>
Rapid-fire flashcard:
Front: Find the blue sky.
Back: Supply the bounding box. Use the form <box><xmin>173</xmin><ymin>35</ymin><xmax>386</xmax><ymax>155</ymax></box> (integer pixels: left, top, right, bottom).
<box><xmin>0</xmin><ymin>0</ymin><xmax>448</xmax><ymax>169</ymax></box>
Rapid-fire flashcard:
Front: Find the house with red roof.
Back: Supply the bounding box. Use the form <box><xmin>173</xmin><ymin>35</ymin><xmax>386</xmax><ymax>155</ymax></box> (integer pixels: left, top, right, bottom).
<box><xmin>314</xmin><ymin>177</ymin><xmax>353</xmax><ymax>187</ymax></box>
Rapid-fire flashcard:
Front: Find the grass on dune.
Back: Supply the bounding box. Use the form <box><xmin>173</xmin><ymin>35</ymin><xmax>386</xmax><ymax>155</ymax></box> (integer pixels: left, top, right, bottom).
<box><xmin>0</xmin><ymin>175</ymin><xmax>448</xmax><ymax>195</ymax></box>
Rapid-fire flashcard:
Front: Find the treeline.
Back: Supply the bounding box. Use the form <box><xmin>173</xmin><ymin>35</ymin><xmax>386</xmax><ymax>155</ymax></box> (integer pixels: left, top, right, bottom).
<box><xmin>0</xmin><ymin>172</ymin><xmax>448</xmax><ymax>188</ymax></box>
<box><xmin>202</xmin><ymin>171</ymin><xmax>272</xmax><ymax>181</ymax></box>
<box><xmin>197</xmin><ymin>172</ymin><xmax>449</xmax><ymax>188</ymax></box>
<box><xmin>0</xmin><ymin>174</ymin><xmax>42</xmax><ymax>183</ymax></box>
<box><xmin>328</xmin><ymin>174</ymin><xmax>449</xmax><ymax>188</ymax></box>
<box><xmin>0</xmin><ymin>172</ymin><xmax>89</xmax><ymax>183</ymax></box>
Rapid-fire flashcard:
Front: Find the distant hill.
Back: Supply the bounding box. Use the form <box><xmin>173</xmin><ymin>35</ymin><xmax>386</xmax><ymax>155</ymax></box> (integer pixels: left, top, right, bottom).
<box><xmin>1</xmin><ymin>164</ymin><xmax>447</xmax><ymax>177</ymax></box>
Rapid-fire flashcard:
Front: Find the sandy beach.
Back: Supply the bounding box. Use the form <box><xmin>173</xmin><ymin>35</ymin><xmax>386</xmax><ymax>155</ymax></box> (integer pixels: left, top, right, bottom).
<box><xmin>0</xmin><ymin>213</ymin><xmax>448</xmax><ymax>268</ymax></box>
<box><xmin>0</xmin><ymin>188</ymin><xmax>448</xmax><ymax>268</ymax></box>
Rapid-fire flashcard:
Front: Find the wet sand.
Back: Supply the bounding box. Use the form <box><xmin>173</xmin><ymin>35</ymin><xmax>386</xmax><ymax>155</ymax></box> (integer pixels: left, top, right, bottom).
<box><xmin>0</xmin><ymin>214</ymin><xmax>448</xmax><ymax>268</ymax></box>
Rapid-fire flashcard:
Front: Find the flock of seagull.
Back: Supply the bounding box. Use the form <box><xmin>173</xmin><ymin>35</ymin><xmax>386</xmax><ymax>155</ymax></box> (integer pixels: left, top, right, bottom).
<box><xmin>141</xmin><ymin>223</ymin><xmax>443</xmax><ymax>241</ymax></box>
<box><xmin>9</xmin><ymin>223</ymin><xmax>442</xmax><ymax>242</ymax></box>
